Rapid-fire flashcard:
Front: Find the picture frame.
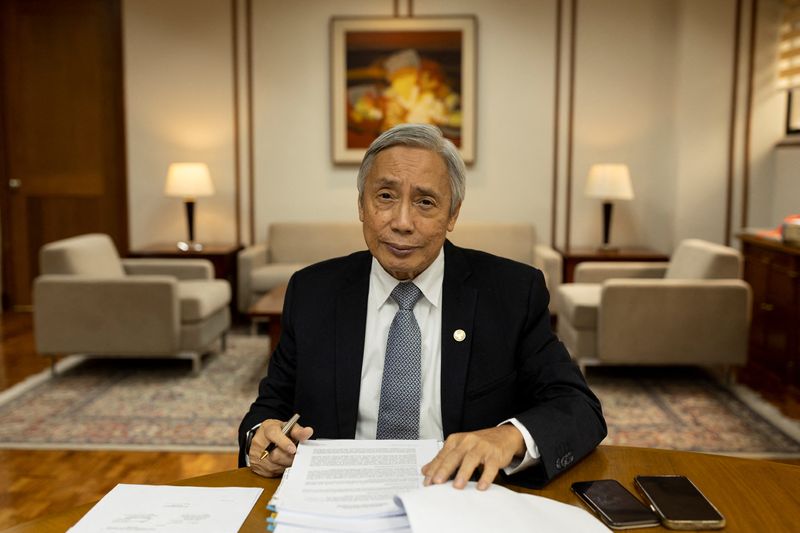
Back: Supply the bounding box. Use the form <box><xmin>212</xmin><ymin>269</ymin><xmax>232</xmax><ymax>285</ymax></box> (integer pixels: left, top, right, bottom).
<box><xmin>330</xmin><ymin>16</ymin><xmax>477</xmax><ymax>164</ymax></box>
<box><xmin>787</xmin><ymin>87</ymin><xmax>800</xmax><ymax>135</ymax></box>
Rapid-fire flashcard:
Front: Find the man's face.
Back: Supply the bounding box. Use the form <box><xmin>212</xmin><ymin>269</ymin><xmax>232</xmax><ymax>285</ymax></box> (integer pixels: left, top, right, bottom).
<box><xmin>359</xmin><ymin>146</ymin><xmax>460</xmax><ymax>281</ymax></box>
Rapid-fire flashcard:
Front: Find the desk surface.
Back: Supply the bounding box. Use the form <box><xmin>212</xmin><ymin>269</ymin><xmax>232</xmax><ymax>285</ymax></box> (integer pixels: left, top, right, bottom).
<box><xmin>5</xmin><ymin>445</ymin><xmax>800</xmax><ymax>533</ymax></box>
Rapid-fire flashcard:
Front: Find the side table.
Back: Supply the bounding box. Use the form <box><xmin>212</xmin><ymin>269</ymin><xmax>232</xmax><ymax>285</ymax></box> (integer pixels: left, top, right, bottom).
<box><xmin>555</xmin><ymin>246</ymin><xmax>669</xmax><ymax>283</ymax></box>
<box><xmin>128</xmin><ymin>243</ymin><xmax>244</xmax><ymax>319</ymax></box>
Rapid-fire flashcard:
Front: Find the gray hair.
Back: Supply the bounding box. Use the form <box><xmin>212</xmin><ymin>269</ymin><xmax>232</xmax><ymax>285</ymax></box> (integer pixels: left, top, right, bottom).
<box><xmin>356</xmin><ymin>124</ymin><xmax>466</xmax><ymax>216</ymax></box>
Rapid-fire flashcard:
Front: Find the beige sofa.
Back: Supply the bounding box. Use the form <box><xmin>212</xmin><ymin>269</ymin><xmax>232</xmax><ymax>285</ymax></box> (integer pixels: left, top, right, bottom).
<box><xmin>34</xmin><ymin>234</ymin><xmax>231</xmax><ymax>373</ymax></box>
<box><xmin>555</xmin><ymin>239</ymin><xmax>751</xmax><ymax>371</ymax></box>
<box><xmin>238</xmin><ymin>222</ymin><xmax>562</xmax><ymax>313</ymax></box>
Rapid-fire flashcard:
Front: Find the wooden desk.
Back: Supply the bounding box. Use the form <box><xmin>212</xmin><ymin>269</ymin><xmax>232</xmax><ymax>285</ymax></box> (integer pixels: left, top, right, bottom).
<box><xmin>555</xmin><ymin>246</ymin><xmax>670</xmax><ymax>283</ymax></box>
<box><xmin>5</xmin><ymin>446</ymin><xmax>800</xmax><ymax>532</ymax></box>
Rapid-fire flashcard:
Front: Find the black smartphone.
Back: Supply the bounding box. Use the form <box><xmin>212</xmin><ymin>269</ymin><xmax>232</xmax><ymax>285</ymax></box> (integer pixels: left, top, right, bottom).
<box><xmin>634</xmin><ymin>475</ymin><xmax>725</xmax><ymax>530</ymax></box>
<box><xmin>571</xmin><ymin>479</ymin><xmax>660</xmax><ymax>529</ymax></box>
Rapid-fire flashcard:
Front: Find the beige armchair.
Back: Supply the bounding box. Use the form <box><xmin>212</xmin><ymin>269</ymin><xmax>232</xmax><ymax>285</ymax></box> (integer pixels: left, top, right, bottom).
<box><xmin>34</xmin><ymin>234</ymin><xmax>231</xmax><ymax>373</ymax></box>
<box><xmin>555</xmin><ymin>239</ymin><xmax>751</xmax><ymax>371</ymax></box>
<box><xmin>237</xmin><ymin>222</ymin><xmax>562</xmax><ymax>314</ymax></box>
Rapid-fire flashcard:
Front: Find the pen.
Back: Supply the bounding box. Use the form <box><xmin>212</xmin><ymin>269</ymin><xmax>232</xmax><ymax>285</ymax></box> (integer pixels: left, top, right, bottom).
<box><xmin>260</xmin><ymin>413</ymin><xmax>301</xmax><ymax>460</ymax></box>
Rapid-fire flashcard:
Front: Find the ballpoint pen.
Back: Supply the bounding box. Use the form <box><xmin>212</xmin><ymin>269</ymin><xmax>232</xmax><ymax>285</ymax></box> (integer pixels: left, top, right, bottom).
<box><xmin>260</xmin><ymin>413</ymin><xmax>301</xmax><ymax>460</ymax></box>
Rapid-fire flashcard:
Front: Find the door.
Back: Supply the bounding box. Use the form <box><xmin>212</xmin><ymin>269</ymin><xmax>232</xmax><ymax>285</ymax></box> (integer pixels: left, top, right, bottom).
<box><xmin>0</xmin><ymin>0</ymin><xmax>128</xmax><ymax>309</ymax></box>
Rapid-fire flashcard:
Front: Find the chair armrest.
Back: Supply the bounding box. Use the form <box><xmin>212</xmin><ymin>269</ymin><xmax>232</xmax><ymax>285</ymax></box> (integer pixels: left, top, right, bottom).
<box><xmin>238</xmin><ymin>244</ymin><xmax>268</xmax><ymax>313</ymax></box>
<box><xmin>574</xmin><ymin>262</ymin><xmax>669</xmax><ymax>283</ymax></box>
<box><xmin>597</xmin><ymin>279</ymin><xmax>751</xmax><ymax>364</ymax></box>
<box><xmin>121</xmin><ymin>258</ymin><xmax>213</xmax><ymax>280</ymax></box>
<box><xmin>533</xmin><ymin>244</ymin><xmax>562</xmax><ymax>314</ymax></box>
<box><xmin>33</xmin><ymin>275</ymin><xmax>181</xmax><ymax>355</ymax></box>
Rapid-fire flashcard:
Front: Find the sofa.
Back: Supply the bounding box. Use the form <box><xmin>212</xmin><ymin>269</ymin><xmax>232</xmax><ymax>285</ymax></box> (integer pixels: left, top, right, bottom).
<box><xmin>555</xmin><ymin>238</ymin><xmax>751</xmax><ymax>371</ymax></box>
<box><xmin>34</xmin><ymin>233</ymin><xmax>231</xmax><ymax>373</ymax></box>
<box><xmin>237</xmin><ymin>222</ymin><xmax>562</xmax><ymax>314</ymax></box>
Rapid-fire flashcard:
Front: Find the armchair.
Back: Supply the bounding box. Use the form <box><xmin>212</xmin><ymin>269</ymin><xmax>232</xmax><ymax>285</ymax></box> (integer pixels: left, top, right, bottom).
<box><xmin>33</xmin><ymin>234</ymin><xmax>231</xmax><ymax>373</ymax></box>
<box><xmin>555</xmin><ymin>239</ymin><xmax>751</xmax><ymax>371</ymax></box>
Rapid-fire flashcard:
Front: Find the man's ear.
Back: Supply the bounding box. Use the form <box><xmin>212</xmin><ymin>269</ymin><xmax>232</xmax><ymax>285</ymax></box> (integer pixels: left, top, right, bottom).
<box><xmin>447</xmin><ymin>202</ymin><xmax>461</xmax><ymax>232</ymax></box>
<box><xmin>358</xmin><ymin>196</ymin><xmax>364</xmax><ymax>222</ymax></box>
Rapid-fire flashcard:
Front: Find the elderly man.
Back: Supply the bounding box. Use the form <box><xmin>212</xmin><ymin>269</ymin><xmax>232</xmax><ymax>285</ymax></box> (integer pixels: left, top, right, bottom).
<box><xmin>238</xmin><ymin>124</ymin><xmax>606</xmax><ymax>488</ymax></box>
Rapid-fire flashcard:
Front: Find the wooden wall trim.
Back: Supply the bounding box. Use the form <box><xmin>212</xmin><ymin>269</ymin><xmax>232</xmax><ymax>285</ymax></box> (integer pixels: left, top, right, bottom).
<box><xmin>725</xmin><ymin>0</ymin><xmax>743</xmax><ymax>246</ymax></box>
<box><xmin>742</xmin><ymin>0</ymin><xmax>759</xmax><ymax>231</ymax></box>
<box><xmin>231</xmin><ymin>0</ymin><xmax>242</xmax><ymax>246</ymax></box>
<box><xmin>245</xmin><ymin>0</ymin><xmax>255</xmax><ymax>245</ymax></box>
<box><xmin>550</xmin><ymin>0</ymin><xmax>562</xmax><ymax>247</ymax></box>
<box><xmin>564</xmin><ymin>0</ymin><xmax>577</xmax><ymax>251</ymax></box>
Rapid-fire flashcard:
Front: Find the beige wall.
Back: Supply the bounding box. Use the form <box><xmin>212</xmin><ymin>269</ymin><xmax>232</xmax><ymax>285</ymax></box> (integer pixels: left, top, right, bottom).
<box><xmin>123</xmin><ymin>0</ymin><xmax>792</xmax><ymax>253</ymax></box>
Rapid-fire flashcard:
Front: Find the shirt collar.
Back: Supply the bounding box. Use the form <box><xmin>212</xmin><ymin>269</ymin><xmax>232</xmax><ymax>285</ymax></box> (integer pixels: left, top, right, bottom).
<box><xmin>370</xmin><ymin>246</ymin><xmax>445</xmax><ymax>309</ymax></box>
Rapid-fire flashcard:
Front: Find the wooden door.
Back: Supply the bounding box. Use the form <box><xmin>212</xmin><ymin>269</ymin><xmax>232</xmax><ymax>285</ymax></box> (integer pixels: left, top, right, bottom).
<box><xmin>0</xmin><ymin>0</ymin><xmax>128</xmax><ymax>309</ymax></box>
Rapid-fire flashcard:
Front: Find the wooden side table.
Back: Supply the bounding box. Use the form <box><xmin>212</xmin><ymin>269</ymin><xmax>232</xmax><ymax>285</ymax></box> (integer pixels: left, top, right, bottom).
<box><xmin>555</xmin><ymin>246</ymin><xmax>669</xmax><ymax>283</ymax></box>
<box><xmin>128</xmin><ymin>243</ymin><xmax>244</xmax><ymax>318</ymax></box>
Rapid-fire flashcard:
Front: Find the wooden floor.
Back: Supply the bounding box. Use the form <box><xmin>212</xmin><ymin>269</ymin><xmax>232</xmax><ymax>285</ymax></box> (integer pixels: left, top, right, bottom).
<box><xmin>1</xmin><ymin>311</ymin><xmax>799</xmax><ymax>530</ymax></box>
<box><xmin>0</xmin><ymin>312</ymin><xmax>237</xmax><ymax>530</ymax></box>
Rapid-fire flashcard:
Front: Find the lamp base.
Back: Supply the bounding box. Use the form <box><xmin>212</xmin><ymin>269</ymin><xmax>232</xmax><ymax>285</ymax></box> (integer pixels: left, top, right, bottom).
<box><xmin>176</xmin><ymin>241</ymin><xmax>204</xmax><ymax>252</ymax></box>
<box><xmin>596</xmin><ymin>243</ymin><xmax>620</xmax><ymax>253</ymax></box>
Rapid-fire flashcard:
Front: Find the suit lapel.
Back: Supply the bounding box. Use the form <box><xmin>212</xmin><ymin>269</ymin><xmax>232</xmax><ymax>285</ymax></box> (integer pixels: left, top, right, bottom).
<box><xmin>334</xmin><ymin>253</ymin><xmax>371</xmax><ymax>438</ymax></box>
<box><xmin>440</xmin><ymin>241</ymin><xmax>477</xmax><ymax>437</ymax></box>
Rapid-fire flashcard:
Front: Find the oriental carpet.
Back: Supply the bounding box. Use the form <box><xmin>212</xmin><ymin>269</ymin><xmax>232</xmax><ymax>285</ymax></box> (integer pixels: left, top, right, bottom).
<box><xmin>0</xmin><ymin>335</ymin><xmax>798</xmax><ymax>456</ymax></box>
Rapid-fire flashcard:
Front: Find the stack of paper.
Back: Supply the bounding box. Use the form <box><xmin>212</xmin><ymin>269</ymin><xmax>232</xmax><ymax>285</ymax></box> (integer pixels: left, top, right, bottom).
<box><xmin>267</xmin><ymin>439</ymin><xmax>609</xmax><ymax>533</ymax></box>
<box><xmin>267</xmin><ymin>439</ymin><xmax>439</xmax><ymax>532</ymax></box>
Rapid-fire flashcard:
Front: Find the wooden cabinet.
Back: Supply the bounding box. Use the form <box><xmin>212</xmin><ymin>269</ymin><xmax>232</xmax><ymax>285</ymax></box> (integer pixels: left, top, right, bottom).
<box><xmin>738</xmin><ymin>234</ymin><xmax>800</xmax><ymax>418</ymax></box>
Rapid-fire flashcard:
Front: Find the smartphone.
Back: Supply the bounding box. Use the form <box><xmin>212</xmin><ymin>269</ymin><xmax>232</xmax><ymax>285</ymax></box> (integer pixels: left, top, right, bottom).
<box><xmin>571</xmin><ymin>479</ymin><xmax>660</xmax><ymax>529</ymax></box>
<box><xmin>634</xmin><ymin>475</ymin><xmax>725</xmax><ymax>530</ymax></box>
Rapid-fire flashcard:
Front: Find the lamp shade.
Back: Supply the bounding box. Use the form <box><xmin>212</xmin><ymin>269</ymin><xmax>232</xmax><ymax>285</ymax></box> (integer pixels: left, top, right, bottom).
<box><xmin>164</xmin><ymin>162</ymin><xmax>215</xmax><ymax>198</ymax></box>
<box><xmin>584</xmin><ymin>164</ymin><xmax>634</xmax><ymax>201</ymax></box>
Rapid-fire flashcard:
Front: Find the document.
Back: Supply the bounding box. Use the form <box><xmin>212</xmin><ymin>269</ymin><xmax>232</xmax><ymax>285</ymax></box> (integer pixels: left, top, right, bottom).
<box><xmin>68</xmin><ymin>484</ymin><xmax>263</xmax><ymax>533</ymax></box>
<box><xmin>271</xmin><ymin>439</ymin><xmax>439</xmax><ymax>518</ymax></box>
<box><xmin>396</xmin><ymin>481</ymin><xmax>611</xmax><ymax>533</ymax></box>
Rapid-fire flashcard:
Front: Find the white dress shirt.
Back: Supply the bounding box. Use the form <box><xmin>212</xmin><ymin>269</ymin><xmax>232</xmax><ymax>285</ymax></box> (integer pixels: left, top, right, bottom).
<box><xmin>355</xmin><ymin>247</ymin><xmax>540</xmax><ymax>474</ymax></box>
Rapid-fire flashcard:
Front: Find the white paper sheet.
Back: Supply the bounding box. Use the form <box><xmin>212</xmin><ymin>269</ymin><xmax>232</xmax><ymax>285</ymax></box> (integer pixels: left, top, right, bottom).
<box><xmin>67</xmin><ymin>484</ymin><xmax>263</xmax><ymax>533</ymax></box>
<box><xmin>396</xmin><ymin>481</ymin><xmax>611</xmax><ymax>533</ymax></box>
<box><xmin>272</xmin><ymin>439</ymin><xmax>439</xmax><ymax>518</ymax></box>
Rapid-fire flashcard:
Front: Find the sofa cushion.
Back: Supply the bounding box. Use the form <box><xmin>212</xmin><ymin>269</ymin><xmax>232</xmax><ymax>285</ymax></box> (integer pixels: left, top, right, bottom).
<box><xmin>556</xmin><ymin>284</ymin><xmax>602</xmax><ymax>329</ymax></box>
<box><xmin>448</xmin><ymin>223</ymin><xmax>535</xmax><ymax>265</ymax></box>
<box><xmin>178</xmin><ymin>279</ymin><xmax>231</xmax><ymax>322</ymax></box>
<box><xmin>665</xmin><ymin>239</ymin><xmax>741</xmax><ymax>279</ymax></box>
<box><xmin>251</xmin><ymin>263</ymin><xmax>308</xmax><ymax>293</ymax></box>
<box><xmin>40</xmin><ymin>233</ymin><xmax>125</xmax><ymax>277</ymax></box>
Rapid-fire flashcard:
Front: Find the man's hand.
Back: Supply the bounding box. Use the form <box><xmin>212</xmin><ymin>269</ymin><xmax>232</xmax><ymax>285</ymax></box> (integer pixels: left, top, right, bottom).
<box><xmin>421</xmin><ymin>425</ymin><xmax>525</xmax><ymax>490</ymax></box>
<box><xmin>248</xmin><ymin>418</ymin><xmax>313</xmax><ymax>478</ymax></box>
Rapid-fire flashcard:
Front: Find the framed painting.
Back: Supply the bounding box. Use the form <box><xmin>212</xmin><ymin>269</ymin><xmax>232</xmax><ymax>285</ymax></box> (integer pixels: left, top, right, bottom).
<box><xmin>331</xmin><ymin>16</ymin><xmax>477</xmax><ymax>164</ymax></box>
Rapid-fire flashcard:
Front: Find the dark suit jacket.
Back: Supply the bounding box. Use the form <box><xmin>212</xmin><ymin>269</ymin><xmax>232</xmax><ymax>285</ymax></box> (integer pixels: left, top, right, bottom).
<box><xmin>238</xmin><ymin>240</ymin><xmax>606</xmax><ymax>487</ymax></box>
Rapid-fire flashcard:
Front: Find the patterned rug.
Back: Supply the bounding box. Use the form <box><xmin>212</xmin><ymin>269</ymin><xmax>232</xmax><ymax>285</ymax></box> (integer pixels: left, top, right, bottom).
<box><xmin>1</xmin><ymin>335</ymin><xmax>799</xmax><ymax>456</ymax></box>
<box><xmin>586</xmin><ymin>367</ymin><xmax>800</xmax><ymax>456</ymax></box>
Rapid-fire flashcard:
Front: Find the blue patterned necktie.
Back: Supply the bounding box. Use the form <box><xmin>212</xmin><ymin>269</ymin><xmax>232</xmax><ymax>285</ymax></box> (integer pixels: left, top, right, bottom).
<box><xmin>376</xmin><ymin>282</ymin><xmax>423</xmax><ymax>440</ymax></box>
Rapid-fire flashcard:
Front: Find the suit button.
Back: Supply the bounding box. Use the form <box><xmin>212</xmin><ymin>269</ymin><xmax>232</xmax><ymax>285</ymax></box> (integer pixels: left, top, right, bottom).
<box><xmin>453</xmin><ymin>329</ymin><xmax>466</xmax><ymax>342</ymax></box>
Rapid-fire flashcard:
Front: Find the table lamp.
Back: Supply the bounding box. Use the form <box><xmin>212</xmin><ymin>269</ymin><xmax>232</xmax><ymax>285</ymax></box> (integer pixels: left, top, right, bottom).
<box><xmin>164</xmin><ymin>162</ymin><xmax>215</xmax><ymax>251</ymax></box>
<box><xmin>584</xmin><ymin>163</ymin><xmax>634</xmax><ymax>251</ymax></box>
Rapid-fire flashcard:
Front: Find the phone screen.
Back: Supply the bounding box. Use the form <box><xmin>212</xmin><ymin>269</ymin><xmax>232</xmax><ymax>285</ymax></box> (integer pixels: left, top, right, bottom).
<box><xmin>635</xmin><ymin>476</ymin><xmax>724</xmax><ymax>523</ymax></box>
<box><xmin>572</xmin><ymin>479</ymin><xmax>660</xmax><ymax>528</ymax></box>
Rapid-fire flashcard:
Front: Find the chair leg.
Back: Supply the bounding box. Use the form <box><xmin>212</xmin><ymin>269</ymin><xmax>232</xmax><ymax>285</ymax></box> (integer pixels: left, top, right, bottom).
<box><xmin>191</xmin><ymin>353</ymin><xmax>202</xmax><ymax>376</ymax></box>
<box><xmin>221</xmin><ymin>332</ymin><xmax>228</xmax><ymax>352</ymax></box>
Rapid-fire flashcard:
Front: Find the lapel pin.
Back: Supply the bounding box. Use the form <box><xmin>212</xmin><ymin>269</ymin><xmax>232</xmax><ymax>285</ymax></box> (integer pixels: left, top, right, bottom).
<box><xmin>453</xmin><ymin>329</ymin><xmax>466</xmax><ymax>342</ymax></box>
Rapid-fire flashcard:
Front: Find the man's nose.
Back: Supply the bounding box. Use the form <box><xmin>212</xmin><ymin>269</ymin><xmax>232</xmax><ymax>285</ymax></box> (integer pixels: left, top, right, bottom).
<box><xmin>390</xmin><ymin>200</ymin><xmax>414</xmax><ymax>233</ymax></box>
